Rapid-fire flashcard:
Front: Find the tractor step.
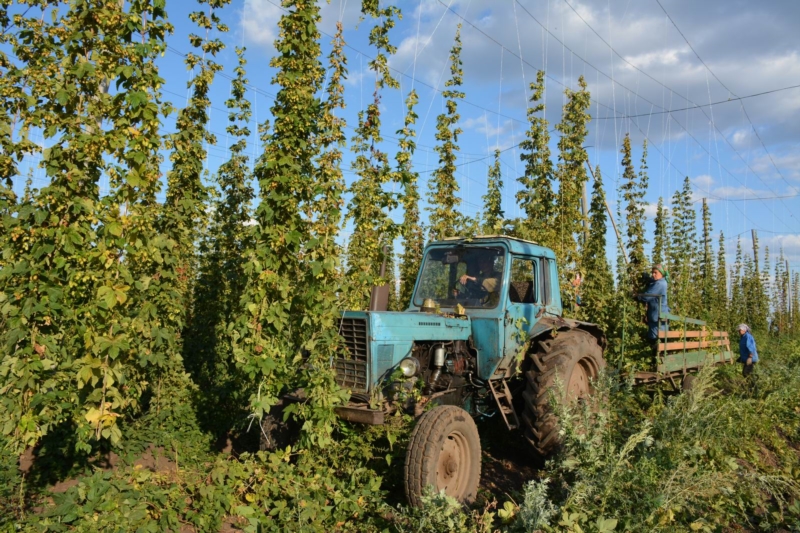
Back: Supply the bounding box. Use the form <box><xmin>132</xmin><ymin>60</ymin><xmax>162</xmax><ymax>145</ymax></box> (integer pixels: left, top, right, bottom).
<box><xmin>488</xmin><ymin>379</ymin><xmax>519</xmax><ymax>430</ymax></box>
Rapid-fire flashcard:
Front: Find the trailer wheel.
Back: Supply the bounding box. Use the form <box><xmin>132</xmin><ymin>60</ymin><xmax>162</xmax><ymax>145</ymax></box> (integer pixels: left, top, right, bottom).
<box><xmin>404</xmin><ymin>405</ymin><xmax>481</xmax><ymax>508</ymax></box>
<box><xmin>522</xmin><ymin>329</ymin><xmax>605</xmax><ymax>455</ymax></box>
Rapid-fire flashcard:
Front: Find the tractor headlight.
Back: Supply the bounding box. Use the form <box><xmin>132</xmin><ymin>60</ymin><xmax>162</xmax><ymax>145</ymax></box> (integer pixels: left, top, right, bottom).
<box><xmin>399</xmin><ymin>357</ymin><xmax>420</xmax><ymax>377</ymax></box>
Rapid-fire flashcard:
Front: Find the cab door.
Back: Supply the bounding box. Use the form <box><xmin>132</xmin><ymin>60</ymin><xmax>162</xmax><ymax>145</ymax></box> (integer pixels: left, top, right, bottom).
<box><xmin>499</xmin><ymin>256</ymin><xmax>541</xmax><ymax>376</ymax></box>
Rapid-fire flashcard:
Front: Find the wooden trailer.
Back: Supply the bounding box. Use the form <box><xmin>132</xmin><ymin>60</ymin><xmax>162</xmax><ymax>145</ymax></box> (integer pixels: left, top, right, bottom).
<box><xmin>633</xmin><ymin>307</ymin><xmax>735</xmax><ymax>391</ymax></box>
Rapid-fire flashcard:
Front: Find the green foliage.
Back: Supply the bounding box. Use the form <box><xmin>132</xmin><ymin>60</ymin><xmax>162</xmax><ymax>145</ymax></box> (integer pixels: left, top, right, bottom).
<box><xmin>233</xmin><ymin>0</ymin><xmax>347</xmax><ymax>450</ymax></box>
<box><xmin>0</xmin><ymin>0</ymin><xmax>173</xmax><ymax>453</ymax></box>
<box><xmin>730</xmin><ymin>237</ymin><xmax>746</xmax><ymax>327</ymax></box>
<box><xmin>730</xmin><ymin>233</ymin><xmax>769</xmax><ymax>333</ymax></box>
<box><xmin>553</xmin><ymin>76</ymin><xmax>591</xmax><ymax>300</ymax></box>
<box><xmin>393</xmin><ymin>488</ymin><xmax>495</xmax><ymax>533</ymax></box>
<box><xmin>482</xmin><ymin>149</ymin><xmax>505</xmax><ymax>233</ymax></box>
<box><xmin>514</xmin><ymin>478</ymin><xmax>558</xmax><ymax>532</ymax></box>
<box><xmin>652</xmin><ymin>196</ymin><xmax>669</xmax><ymax>266</ymax></box>
<box><xmin>344</xmin><ymin>4</ymin><xmax>401</xmax><ymax>310</ymax></box>
<box><xmin>516</xmin><ymin>71</ymin><xmax>556</xmax><ymax>246</ymax></box>
<box><xmin>772</xmin><ymin>248</ymin><xmax>791</xmax><ymax>334</ymax></box>
<box><xmin>620</xmin><ymin>135</ymin><xmax>648</xmax><ymax>290</ymax></box>
<box><xmin>579</xmin><ymin>167</ymin><xmax>614</xmax><ymax>334</ymax></box>
<box><xmin>0</xmin><ymin>437</ymin><xmax>22</xmax><ymax>527</ymax></box>
<box><xmin>145</xmin><ymin>0</ymin><xmax>232</xmax><ymax>437</ymax></box>
<box><xmin>791</xmin><ymin>273</ymin><xmax>800</xmax><ymax>335</ymax></box>
<box><xmin>522</xmin><ymin>342</ymin><xmax>800</xmax><ymax>531</ymax></box>
<box><xmin>699</xmin><ymin>198</ymin><xmax>715</xmax><ymax>319</ymax></box>
<box><xmin>183</xmin><ymin>46</ymin><xmax>254</xmax><ymax>435</ymax></box>
<box><xmin>161</xmin><ymin>0</ymin><xmax>228</xmax><ymax>315</ymax></box>
<box><xmin>20</xmin><ymin>418</ymin><xmax>411</xmax><ymax>533</ymax></box>
<box><xmin>397</xmin><ymin>90</ymin><xmax>423</xmax><ymax>310</ymax></box>
<box><xmin>669</xmin><ymin>177</ymin><xmax>698</xmax><ymax>317</ymax></box>
<box><xmin>3</xmin><ymin>3</ymin><xmax>798</xmax><ymax>531</ymax></box>
<box><xmin>427</xmin><ymin>25</ymin><xmax>467</xmax><ymax>241</ymax></box>
<box><xmin>713</xmin><ymin>232</ymin><xmax>730</xmax><ymax>330</ymax></box>
<box><xmin>225</xmin><ymin>448</ymin><xmax>388</xmax><ymax>532</ymax></box>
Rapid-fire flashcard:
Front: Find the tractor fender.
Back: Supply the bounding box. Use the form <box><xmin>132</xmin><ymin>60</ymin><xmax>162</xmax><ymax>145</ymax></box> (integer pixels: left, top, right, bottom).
<box><xmin>527</xmin><ymin>316</ymin><xmax>607</xmax><ymax>350</ymax></box>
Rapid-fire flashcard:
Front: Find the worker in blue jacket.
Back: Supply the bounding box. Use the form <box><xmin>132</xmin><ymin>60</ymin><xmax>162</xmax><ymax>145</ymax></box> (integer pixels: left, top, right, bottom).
<box><xmin>738</xmin><ymin>323</ymin><xmax>758</xmax><ymax>377</ymax></box>
<box><xmin>636</xmin><ymin>264</ymin><xmax>670</xmax><ymax>346</ymax></box>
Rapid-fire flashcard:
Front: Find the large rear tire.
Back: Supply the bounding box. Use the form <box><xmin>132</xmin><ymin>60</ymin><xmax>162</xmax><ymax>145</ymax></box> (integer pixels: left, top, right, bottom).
<box><xmin>404</xmin><ymin>405</ymin><xmax>481</xmax><ymax>508</ymax></box>
<box><xmin>521</xmin><ymin>329</ymin><xmax>605</xmax><ymax>455</ymax></box>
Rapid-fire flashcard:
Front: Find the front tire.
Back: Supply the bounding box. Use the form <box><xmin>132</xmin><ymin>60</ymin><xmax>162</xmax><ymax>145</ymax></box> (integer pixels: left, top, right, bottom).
<box><xmin>521</xmin><ymin>329</ymin><xmax>605</xmax><ymax>455</ymax></box>
<box><xmin>404</xmin><ymin>405</ymin><xmax>481</xmax><ymax>507</ymax></box>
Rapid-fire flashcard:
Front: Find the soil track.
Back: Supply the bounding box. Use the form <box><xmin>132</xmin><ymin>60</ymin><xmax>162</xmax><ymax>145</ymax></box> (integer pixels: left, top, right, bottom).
<box><xmin>477</xmin><ymin>416</ymin><xmax>544</xmax><ymax>501</ymax></box>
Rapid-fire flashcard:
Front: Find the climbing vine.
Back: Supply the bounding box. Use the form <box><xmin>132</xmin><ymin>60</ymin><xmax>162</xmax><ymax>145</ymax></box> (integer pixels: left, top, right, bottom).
<box><xmin>482</xmin><ymin>149</ymin><xmax>504</xmax><ymax>233</ymax></box>
<box><xmin>427</xmin><ymin>24</ymin><xmax>466</xmax><ymax>241</ymax></box>
<box><xmin>553</xmin><ymin>76</ymin><xmax>591</xmax><ymax>296</ymax></box>
<box><xmin>0</xmin><ymin>0</ymin><xmax>173</xmax><ymax>452</ymax></box>
<box><xmin>344</xmin><ymin>2</ymin><xmax>401</xmax><ymax>310</ymax></box>
<box><xmin>232</xmin><ymin>0</ymin><xmax>347</xmax><ymax>448</ymax></box>
<box><xmin>397</xmin><ymin>89</ymin><xmax>423</xmax><ymax>309</ymax></box>
<box><xmin>516</xmin><ymin>70</ymin><xmax>555</xmax><ymax>247</ymax></box>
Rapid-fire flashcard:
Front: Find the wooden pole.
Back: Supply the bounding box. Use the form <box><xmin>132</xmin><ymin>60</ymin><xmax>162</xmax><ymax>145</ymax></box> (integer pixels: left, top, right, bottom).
<box><xmin>787</xmin><ymin>259</ymin><xmax>792</xmax><ymax>321</ymax></box>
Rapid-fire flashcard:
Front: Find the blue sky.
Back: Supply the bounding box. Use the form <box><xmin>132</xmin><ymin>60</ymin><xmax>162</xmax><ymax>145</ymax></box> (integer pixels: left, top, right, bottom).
<box><xmin>11</xmin><ymin>0</ymin><xmax>800</xmax><ymax>274</ymax></box>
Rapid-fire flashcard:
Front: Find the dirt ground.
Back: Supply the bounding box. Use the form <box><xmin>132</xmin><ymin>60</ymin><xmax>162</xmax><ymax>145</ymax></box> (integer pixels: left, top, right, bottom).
<box><xmin>477</xmin><ymin>416</ymin><xmax>544</xmax><ymax>501</ymax></box>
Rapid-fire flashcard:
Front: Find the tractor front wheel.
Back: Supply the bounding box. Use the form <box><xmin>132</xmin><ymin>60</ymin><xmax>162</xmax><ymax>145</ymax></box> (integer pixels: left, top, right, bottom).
<box><xmin>404</xmin><ymin>405</ymin><xmax>481</xmax><ymax>507</ymax></box>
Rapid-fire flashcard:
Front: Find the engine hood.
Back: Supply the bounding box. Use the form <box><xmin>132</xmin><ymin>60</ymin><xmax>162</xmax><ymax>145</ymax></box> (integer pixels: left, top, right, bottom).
<box><xmin>339</xmin><ymin>310</ymin><xmax>472</xmax><ymax>391</ymax></box>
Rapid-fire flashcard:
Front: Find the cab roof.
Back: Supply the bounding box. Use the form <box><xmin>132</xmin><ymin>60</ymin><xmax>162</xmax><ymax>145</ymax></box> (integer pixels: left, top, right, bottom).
<box><xmin>432</xmin><ymin>235</ymin><xmax>556</xmax><ymax>259</ymax></box>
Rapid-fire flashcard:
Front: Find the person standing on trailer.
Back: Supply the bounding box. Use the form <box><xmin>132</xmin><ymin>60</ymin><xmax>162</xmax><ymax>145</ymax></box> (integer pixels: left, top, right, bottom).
<box><xmin>636</xmin><ymin>264</ymin><xmax>670</xmax><ymax>348</ymax></box>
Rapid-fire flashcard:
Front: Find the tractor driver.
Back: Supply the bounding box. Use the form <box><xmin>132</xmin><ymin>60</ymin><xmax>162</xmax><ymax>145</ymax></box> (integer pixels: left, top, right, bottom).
<box><xmin>456</xmin><ymin>254</ymin><xmax>500</xmax><ymax>305</ymax></box>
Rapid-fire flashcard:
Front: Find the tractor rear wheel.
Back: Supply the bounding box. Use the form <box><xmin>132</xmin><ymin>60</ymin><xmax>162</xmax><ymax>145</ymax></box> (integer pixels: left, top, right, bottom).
<box><xmin>521</xmin><ymin>329</ymin><xmax>605</xmax><ymax>455</ymax></box>
<box><xmin>404</xmin><ymin>405</ymin><xmax>481</xmax><ymax>508</ymax></box>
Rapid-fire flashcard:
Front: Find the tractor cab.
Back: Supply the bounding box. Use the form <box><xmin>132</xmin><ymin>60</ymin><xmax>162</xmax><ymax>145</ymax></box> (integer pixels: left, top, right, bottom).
<box><xmin>407</xmin><ymin>236</ymin><xmax>564</xmax><ymax>380</ymax></box>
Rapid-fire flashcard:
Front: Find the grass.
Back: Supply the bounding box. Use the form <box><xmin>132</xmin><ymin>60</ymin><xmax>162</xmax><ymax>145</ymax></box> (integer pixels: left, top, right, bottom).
<box><xmin>513</xmin><ymin>335</ymin><xmax>800</xmax><ymax>532</ymax></box>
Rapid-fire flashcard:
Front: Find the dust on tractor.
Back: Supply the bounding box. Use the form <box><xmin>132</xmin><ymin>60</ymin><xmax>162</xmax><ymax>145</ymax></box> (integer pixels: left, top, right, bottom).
<box><xmin>263</xmin><ymin>235</ymin><xmax>733</xmax><ymax>507</ymax></box>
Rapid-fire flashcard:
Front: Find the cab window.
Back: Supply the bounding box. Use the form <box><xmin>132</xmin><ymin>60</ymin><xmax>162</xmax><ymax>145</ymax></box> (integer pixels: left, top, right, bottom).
<box><xmin>509</xmin><ymin>257</ymin><xmax>537</xmax><ymax>304</ymax></box>
<box><xmin>540</xmin><ymin>258</ymin><xmax>551</xmax><ymax>305</ymax></box>
<box><xmin>413</xmin><ymin>246</ymin><xmax>505</xmax><ymax>309</ymax></box>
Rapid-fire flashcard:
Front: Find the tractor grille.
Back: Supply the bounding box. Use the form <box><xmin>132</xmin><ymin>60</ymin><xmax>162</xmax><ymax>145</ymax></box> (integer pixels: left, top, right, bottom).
<box><xmin>335</xmin><ymin>317</ymin><xmax>369</xmax><ymax>392</ymax></box>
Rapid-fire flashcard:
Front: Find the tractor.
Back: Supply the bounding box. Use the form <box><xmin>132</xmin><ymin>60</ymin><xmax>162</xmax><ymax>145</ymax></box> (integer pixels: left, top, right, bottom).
<box><xmin>263</xmin><ymin>235</ymin><xmax>607</xmax><ymax>506</ymax></box>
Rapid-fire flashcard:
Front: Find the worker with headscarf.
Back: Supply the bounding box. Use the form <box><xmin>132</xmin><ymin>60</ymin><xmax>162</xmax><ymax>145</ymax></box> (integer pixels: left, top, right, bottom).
<box><xmin>636</xmin><ymin>264</ymin><xmax>670</xmax><ymax>346</ymax></box>
<box><xmin>737</xmin><ymin>323</ymin><xmax>759</xmax><ymax>377</ymax></box>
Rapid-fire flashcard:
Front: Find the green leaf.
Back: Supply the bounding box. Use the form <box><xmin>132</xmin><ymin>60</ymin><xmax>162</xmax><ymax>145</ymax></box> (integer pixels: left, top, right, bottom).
<box><xmin>596</xmin><ymin>517</ymin><xmax>618</xmax><ymax>532</ymax></box>
<box><xmin>97</xmin><ymin>286</ymin><xmax>116</xmax><ymax>309</ymax></box>
<box><xmin>107</xmin><ymin>222</ymin><xmax>123</xmax><ymax>237</ymax></box>
<box><xmin>56</xmin><ymin>90</ymin><xmax>70</xmax><ymax>106</ymax></box>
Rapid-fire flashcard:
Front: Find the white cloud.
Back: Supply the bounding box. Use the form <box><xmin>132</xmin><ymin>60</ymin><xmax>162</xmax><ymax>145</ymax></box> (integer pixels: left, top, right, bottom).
<box><xmin>730</xmin><ymin>128</ymin><xmax>754</xmax><ymax>150</ymax></box>
<box><xmin>765</xmin><ymin>234</ymin><xmax>800</xmax><ymax>256</ymax></box>
<box><xmin>461</xmin><ymin>115</ymin><xmax>514</xmax><ymax>142</ymax></box>
<box><xmin>750</xmin><ymin>151</ymin><xmax>800</xmax><ymax>182</ymax></box>
<box><xmin>242</xmin><ymin>0</ymin><xmax>363</xmax><ymax>51</ymax></box>
<box><xmin>623</xmin><ymin>47</ymin><xmax>686</xmax><ymax>70</ymax></box>
<box><xmin>241</xmin><ymin>0</ymin><xmax>283</xmax><ymax>49</ymax></box>
<box><xmin>692</xmin><ymin>174</ymin><xmax>714</xmax><ymax>189</ymax></box>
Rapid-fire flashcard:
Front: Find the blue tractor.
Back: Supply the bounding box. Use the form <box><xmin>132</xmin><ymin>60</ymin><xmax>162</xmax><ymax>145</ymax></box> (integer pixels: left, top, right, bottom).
<box><xmin>265</xmin><ymin>236</ymin><xmax>606</xmax><ymax>506</ymax></box>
